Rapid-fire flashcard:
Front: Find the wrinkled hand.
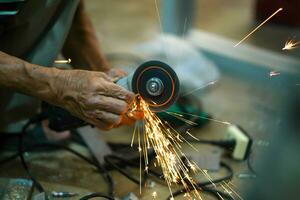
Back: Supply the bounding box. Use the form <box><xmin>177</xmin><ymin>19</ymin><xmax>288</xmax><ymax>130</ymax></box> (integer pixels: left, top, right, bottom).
<box><xmin>106</xmin><ymin>68</ymin><xmax>127</xmax><ymax>81</ymax></box>
<box><xmin>52</xmin><ymin>69</ymin><xmax>134</xmax><ymax>130</ymax></box>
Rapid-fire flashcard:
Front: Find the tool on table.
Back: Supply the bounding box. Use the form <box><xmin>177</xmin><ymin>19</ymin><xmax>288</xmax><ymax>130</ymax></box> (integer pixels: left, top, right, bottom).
<box><xmin>44</xmin><ymin>60</ymin><xmax>180</xmax><ymax>132</ymax></box>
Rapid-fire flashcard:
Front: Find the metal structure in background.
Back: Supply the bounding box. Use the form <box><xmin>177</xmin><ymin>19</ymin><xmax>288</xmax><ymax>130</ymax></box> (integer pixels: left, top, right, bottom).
<box><xmin>161</xmin><ymin>0</ymin><xmax>195</xmax><ymax>36</ymax></box>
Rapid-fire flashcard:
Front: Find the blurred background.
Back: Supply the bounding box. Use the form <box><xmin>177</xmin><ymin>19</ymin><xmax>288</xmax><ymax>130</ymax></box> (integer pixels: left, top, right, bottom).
<box><xmin>86</xmin><ymin>0</ymin><xmax>300</xmax><ymax>57</ymax></box>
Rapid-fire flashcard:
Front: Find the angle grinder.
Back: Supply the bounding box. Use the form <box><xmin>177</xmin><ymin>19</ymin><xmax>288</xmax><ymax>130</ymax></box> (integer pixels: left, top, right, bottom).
<box><xmin>45</xmin><ymin>60</ymin><xmax>180</xmax><ymax>131</ymax></box>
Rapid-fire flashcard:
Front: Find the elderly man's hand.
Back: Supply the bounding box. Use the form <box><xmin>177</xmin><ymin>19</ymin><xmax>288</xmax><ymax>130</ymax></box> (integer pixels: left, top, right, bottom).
<box><xmin>51</xmin><ymin>69</ymin><xmax>134</xmax><ymax>130</ymax></box>
<box><xmin>106</xmin><ymin>68</ymin><xmax>127</xmax><ymax>81</ymax></box>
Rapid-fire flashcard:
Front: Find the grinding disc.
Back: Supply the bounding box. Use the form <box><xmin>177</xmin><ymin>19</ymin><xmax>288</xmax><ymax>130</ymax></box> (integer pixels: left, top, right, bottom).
<box><xmin>132</xmin><ymin>60</ymin><xmax>180</xmax><ymax>112</ymax></box>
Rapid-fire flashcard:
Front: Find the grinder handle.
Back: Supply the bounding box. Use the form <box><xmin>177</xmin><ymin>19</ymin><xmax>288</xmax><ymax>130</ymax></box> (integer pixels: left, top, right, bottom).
<box><xmin>44</xmin><ymin>103</ymin><xmax>87</xmax><ymax>132</ymax></box>
<box><xmin>46</xmin><ymin>74</ymin><xmax>133</xmax><ymax>132</ymax></box>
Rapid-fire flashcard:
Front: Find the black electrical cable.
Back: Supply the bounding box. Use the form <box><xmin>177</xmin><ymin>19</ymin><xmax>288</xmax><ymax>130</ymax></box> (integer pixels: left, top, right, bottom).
<box><xmin>0</xmin><ymin>144</ymin><xmax>94</xmax><ymax>166</ymax></box>
<box><xmin>89</xmin><ymin>154</ymin><xmax>115</xmax><ymax>197</ymax></box>
<box><xmin>104</xmin><ymin>155</ymin><xmax>234</xmax><ymax>200</ymax></box>
<box><xmin>13</xmin><ymin>131</ymin><xmax>234</xmax><ymax>200</ymax></box>
<box><xmin>79</xmin><ymin>192</ymin><xmax>114</xmax><ymax>200</ymax></box>
<box><xmin>15</xmin><ymin>114</ymin><xmax>114</xmax><ymax>200</ymax></box>
<box><xmin>76</xmin><ymin>137</ymin><xmax>115</xmax><ymax>197</ymax></box>
<box><xmin>18</xmin><ymin>118</ymin><xmax>49</xmax><ymax>200</ymax></box>
<box><xmin>0</xmin><ymin>153</ymin><xmax>19</xmax><ymax>165</ymax></box>
<box><xmin>2</xmin><ymin>142</ymin><xmax>120</xmax><ymax>199</ymax></box>
<box><xmin>23</xmin><ymin>143</ymin><xmax>115</xmax><ymax>198</ymax></box>
<box><xmin>104</xmin><ymin>155</ymin><xmax>143</xmax><ymax>185</ymax></box>
<box><xmin>166</xmin><ymin>161</ymin><xmax>233</xmax><ymax>200</ymax></box>
<box><xmin>11</xmin><ymin>121</ymin><xmax>235</xmax><ymax>200</ymax></box>
<box><xmin>197</xmin><ymin>186</ymin><xmax>234</xmax><ymax>200</ymax></box>
<box><xmin>69</xmin><ymin>131</ymin><xmax>115</xmax><ymax>196</ymax></box>
<box><xmin>197</xmin><ymin>162</ymin><xmax>233</xmax><ymax>187</ymax></box>
<box><xmin>168</xmin><ymin>186</ymin><xmax>234</xmax><ymax>200</ymax></box>
<box><xmin>11</xmin><ymin>114</ymin><xmax>236</xmax><ymax>200</ymax></box>
<box><xmin>3</xmin><ymin>123</ymin><xmax>124</xmax><ymax>199</ymax></box>
<box><xmin>106</xmin><ymin>155</ymin><xmax>162</xmax><ymax>181</ymax></box>
<box><xmin>246</xmin><ymin>150</ymin><xmax>257</xmax><ymax>176</ymax></box>
<box><xmin>6</xmin><ymin>143</ymin><xmax>116</xmax><ymax>200</ymax></box>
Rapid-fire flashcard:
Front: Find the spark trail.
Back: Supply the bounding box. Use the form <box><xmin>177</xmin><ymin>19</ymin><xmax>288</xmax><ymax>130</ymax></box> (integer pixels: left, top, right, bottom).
<box><xmin>282</xmin><ymin>39</ymin><xmax>300</xmax><ymax>50</ymax></box>
<box><xmin>269</xmin><ymin>71</ymin><xmax>280</xmax><ymax>77</ymax></box>
<box><xmin>167</xmin><ymin>111</ymin><xmax>232</xmax><ymax>126</ymax></box>
<box><xmin>182</xmin><ymin>81</ymin><xmax>217</xmax><ymax>97</ymax></box>
<box><xmin>54</xmin><ymin>58</ymin><xmax>71</xmax><ymax>64</ymax></box>
<box><xmin>129</xmin><ymin>96</ymin><xmax>202</xmax><ymax>199</ymax></box>
<box><xmin>234</xmin><ymin>8</ymin><xmax>283</xmax><ymax>47</ymax></box>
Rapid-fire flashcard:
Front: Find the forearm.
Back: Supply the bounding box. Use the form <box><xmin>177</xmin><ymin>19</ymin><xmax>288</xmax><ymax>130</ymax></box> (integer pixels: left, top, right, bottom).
<box><xmin>0</xmin><ymin>51</ymin><xmax>62</xmax><ymax>105</ymax></box>
<box><xmin>0</xmin><ymin>51</ymin><xmax>135</xmax><ymax>130</ymax></box>
<box><xmin>62</xmin><ymin>0</ymin><xmax>109</xmax><ymax>72</ymax></box>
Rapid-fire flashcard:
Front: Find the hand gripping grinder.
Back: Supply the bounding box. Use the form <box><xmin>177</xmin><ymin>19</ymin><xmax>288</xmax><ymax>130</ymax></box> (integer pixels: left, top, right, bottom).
<box><xmin>46</xmin><ymin>60</ymin><xmax>180</xmax><ymax>131</ymax></box>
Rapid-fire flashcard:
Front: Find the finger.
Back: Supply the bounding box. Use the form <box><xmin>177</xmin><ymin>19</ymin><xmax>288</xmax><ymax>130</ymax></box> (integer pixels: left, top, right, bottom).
<box><xmin>95</xmin><ymin>71</ymin><xmax>113</xmax><ymax>82</ymax></box>
<box><xmin>87</xmin><ymin>110</ymin><xmax>122</xmax><ymax>128</ymax></box>
<box><xmin>95</xmin><ymin>110</ymin><xmax>122</xmax><ymax>126</ymax></box>
<box><xmin>120</xmin><ymin>114</ymin><xmax>136</xmax><ymax>126</ymax></box>
<box><xmin>127</xmin><ymin>110</ymin><xmax>144</xmax><ymax>120</ymax></box>
<box><xmin>107</xmin><ymin>69</ymin><xmax>127</xmax><ymax>80</ymax></box>
<box><xmin>100</xmin><ymin>82</ymin><xmax>134</xmax><ymax>102</ymax></box>
<box><xmin>87</xmin><ymin>95</ymin><xmax>129</xmax><ymax>114</ymax></box>
<box><xmin>110</xmin><ymin>76</ymin><xmax>122</xmax><ymax>82</ymax></box>
<box><xmin>87</xmin><ymin>118</ymin><xmax>112</xmax><ymax>130</ymax></box>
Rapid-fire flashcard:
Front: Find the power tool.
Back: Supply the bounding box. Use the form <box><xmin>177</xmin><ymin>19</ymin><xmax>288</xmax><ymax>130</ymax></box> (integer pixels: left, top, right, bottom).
<box><xmin>45</xmin><ymin>60</ymin><xmax>180</xmax><ymax>131</ymax></box>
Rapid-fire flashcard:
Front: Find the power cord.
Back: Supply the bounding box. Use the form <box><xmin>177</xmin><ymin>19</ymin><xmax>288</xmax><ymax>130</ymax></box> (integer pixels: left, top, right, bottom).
<box><xmin>0</xmin><ymin>153</ymin><xmax>19</xmax><ymax>165</ymax></box>
<box><xmin>2</xmin><ymin>141</ymin><xmax>117</xmax><ymax>200</ymax></box>
<box><xmin>103</xmin><ymin>155</ymin><xmax>234</xmax><ymax>200</ymax></box>
<box><xmin>246</xmin><ymin>150</ymin><xmax>257</xmax><ymax>176</ymax></box>
<box><xmin>104</xmin><ymin>155</ymin><xmax>141</xmax><ymax>185</ymax></box>
<box><xmin>15</xmin><ymin>116</ymin><xmax>114</xmax><ymax>200</ymax></box>
<box><xmin>18</xmin><ymin>116</ymin><xmax>49</xmax><ymax>200</ymax></box>
<box><xmin>167</xmin><ymin>161</ymin><xmax>233</xmax><ymax>200</ymax></box>
<box><xmin>2</xmin><ymin>115</ymin><xmax>236</xmax><ymax>200</ymax></box>
<box><xmin>79</xmin><ymin>192</ymin><xmax>114</xmax><ymax>200</ymax></box>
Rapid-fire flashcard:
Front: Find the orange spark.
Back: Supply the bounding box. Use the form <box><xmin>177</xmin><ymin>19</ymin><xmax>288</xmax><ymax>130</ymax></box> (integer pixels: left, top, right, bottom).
<box><xmin>269</xmin><ymin>71</ymin><xmax>280</xmax><ymax>77</ymax></box>
<box><xmin>182</xmin><ymin>81</ymin><xmax>217</xmax><ymax>97</ymax></box>
<box><xmin>234</xmin><ymin>8</ymin><xmax>283</xmax><ymax>47</ymax></box>
<box><xmin>54</xmin><ymin>58</ymin><xmax>71</xmax><ymax>64</ymax></box>
<box><xmin>128</xmin><ymin>95</ymin><xmax>202</xmax><ymax>199</ymax></box>
<box><xmin>167</xmin><ymin>111</ymin><xmax>232</xmax><ymax>126</ymax></box>
<box><xmin>152</xmin><ymin>191</ymin><xmax>158</xmax><ymax>199</ymax></box>
<box><xmin>282</xmin><ymin>39</ymin><xmax>300</xmax><ymax>50</ymax></box>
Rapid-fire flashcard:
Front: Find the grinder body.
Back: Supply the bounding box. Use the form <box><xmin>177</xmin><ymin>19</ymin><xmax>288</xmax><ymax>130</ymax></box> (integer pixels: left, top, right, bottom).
<box><xmin>46</xmin><ymin>60</ymin><xmax>179</xmax><ymax>131</ymax></box>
